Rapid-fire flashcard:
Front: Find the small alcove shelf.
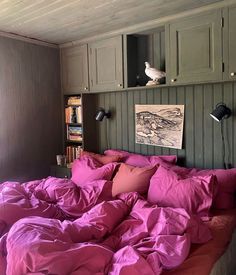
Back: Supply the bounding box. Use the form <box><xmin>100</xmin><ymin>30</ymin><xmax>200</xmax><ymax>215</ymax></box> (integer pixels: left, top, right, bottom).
<box><xmin>124</xmin><ymin>26</ymin><xmax>166</xmax><ymax>88</ymax></box>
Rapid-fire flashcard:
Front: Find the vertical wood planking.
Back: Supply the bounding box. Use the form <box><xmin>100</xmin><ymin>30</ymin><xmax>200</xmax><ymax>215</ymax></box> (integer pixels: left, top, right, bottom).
<box><xmin>194</xmin><ymin>85</ymin><xmax>204</xmax><ymax>167</ymax></box>
<box><xmin>116</xmin><ymin>92</ymin><xmax>122</xmax><ymax>149</ymax></box>
<box><xmin>109</xmin><ymin>92</ymin><xmax>117</xmax><ymax>149</ymax></box>
<box><xmin>223</xmin><ymin>82</ymin><xmax>233</xmax><ymax>167</ymax></box>
<box><xmin>213</xmin><ymin>83</ymin><xmax>223</xmax><ymax>168</ymax></box>
<box><xmin>121</xmin><ymin>92</ymin><xmax>129</xmax><ymax>150</ymax></box>
<box><xmin>127</xmin><ymin>91</ymin><xmax>135</xmax><ymax>152</ymax></box>
<box><xmin>87</xmin><ymin>81</ymin><xmax>236</xmax><ymax>169</ymax></box>
<box><xmin>203</xmin><ymin>84</ymin><xmax>214</xmax><ymax>168</ymax></box>
<box><xmin>134</xmin><ymin>90</ymin><xmax>141</xmax><ymax>152</ymax></box>
<box><xmin>176</xmin><ymin>86</ymin><xmax>186</xmax><ymax>163</ymax></box>
<box><xmin>97</xmin><ymin>94</ymin><xmax>105</xmax><ymax>153</ymax></box>
<box><xmin>185</xmin><ymin>86</ymin><xmax>195</xmax><ymax>167</ymax></box>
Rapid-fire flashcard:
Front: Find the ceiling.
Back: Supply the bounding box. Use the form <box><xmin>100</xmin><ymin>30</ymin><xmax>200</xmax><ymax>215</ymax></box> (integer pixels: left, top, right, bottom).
<box><xmin>0</xmin><ymin>0</ymin><xmax>223</xmax><ymax>45</ymax></box>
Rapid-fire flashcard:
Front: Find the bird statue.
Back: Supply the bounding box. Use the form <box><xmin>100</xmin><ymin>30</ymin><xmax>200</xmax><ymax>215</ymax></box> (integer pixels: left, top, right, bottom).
<box><xmin>144</xmin><ymin>62</ymin><xmax>166</xmax><ymax>86</ymax></box>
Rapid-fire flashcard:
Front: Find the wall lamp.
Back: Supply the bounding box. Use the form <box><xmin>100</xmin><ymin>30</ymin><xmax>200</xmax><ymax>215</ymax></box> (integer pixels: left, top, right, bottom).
<box><xmin>210</xmin><ymin>103</ymin><xmax>231</xmax><ymax>122</ymax></box>
<box><xmin>210</xmin><ymin>103</ymin><xmax>232</xmax><ymax>169</ymax></box>
<box><xmin>95</xmin><ymin>108</ymin><xmax>111</xmax><ymax>121</ymax></box>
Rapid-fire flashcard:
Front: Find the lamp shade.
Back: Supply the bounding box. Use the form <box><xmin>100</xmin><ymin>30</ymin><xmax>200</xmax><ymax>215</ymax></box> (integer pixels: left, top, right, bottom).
<box><xmin>95</xmin><ymin>108</ymin><xmax>111</xmax><ymax>121</ymax></box>
<box><xmin>210</xmin><ymin>103</ymin><xmax>231</xmax><ymax>122</ymax></box>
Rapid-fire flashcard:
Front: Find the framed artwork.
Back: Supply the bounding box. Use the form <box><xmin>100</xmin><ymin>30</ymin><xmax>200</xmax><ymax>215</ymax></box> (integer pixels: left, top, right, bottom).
<box><xmin>135</xmin><ymin>104</ymin><xmax>184</xmax><ymax>149</ymax></box>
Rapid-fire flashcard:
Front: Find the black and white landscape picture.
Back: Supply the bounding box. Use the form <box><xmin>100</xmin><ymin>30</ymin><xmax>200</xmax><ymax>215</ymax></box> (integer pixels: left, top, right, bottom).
<box><xmin>135</xmin><ymin>105</ymin><xmax>184</xmax><ymax>149</ymax></box>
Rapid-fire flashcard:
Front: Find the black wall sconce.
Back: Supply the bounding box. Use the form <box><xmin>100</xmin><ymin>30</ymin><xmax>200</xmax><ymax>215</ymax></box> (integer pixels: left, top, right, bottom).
<box><xmin>210</xmin><ymin>103</ymin><xmax>232</xmax><ymax>169</ymax></box>
<box><xmin>95</xmin><ymin>108</ymin><xmax>111</xmax><ymax>121</ymax></box>
<box><xmin>210</xmin><ymin>103</ymin><xmax>231</xmax><ymax>122</ymax></box>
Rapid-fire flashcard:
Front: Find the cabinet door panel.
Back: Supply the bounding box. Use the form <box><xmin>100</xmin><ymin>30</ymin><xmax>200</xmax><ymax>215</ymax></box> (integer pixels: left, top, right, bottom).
<box><xmin>169</xmin><ymin>10</ymin><xmax>222</xmax><ymax>84</ymax></box>
<box><xmin>89</xmin><ymin>36</ymin><xmax>123</xmax><ymax>91</ymax></box>
<box><xmin>61</xmin><ymin>44</ymin><xmax>89</xmax><ymax>94</ymax></box>
<box><xmin>228</xmin><ymin>6</ymin><xmax>236</xmax><ymax>80</ymax></box>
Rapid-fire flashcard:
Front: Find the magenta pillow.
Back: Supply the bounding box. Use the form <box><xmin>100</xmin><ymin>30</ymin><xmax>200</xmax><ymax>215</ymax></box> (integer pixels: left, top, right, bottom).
<box><xmin>148</xmin><ymin>166</ymin><xmax>217</xmax><ymax>218</ymax></box>
<box><xmin>112</xmin><ymin>163</ymin><xmax>157</xmax><ymax>196</ymax></box>
<box><xmin>71</xmin><ymin>156</ymin><xmax>117</xmax><ymax>187</ymax></box>
<box><xmin>81</xmin><ymin>150</ymin><xmax>122</xmax><ymax>165</ymax></box>
<box><xmin>104</xmin><ymin>149</ymin><xmax>177</xmax><ymax>167</ymax></box>
<box><xmin>188</xmin><ymin>168</ymin><xmax>236</xmax><ymax>209</ymax></box>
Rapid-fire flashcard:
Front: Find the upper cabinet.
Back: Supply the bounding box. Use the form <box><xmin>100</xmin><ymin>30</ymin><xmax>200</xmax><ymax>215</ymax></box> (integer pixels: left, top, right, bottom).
<box><xmin>88</xmin><ymin>36</ymin><xmax>123</xmax><ymax>92</ymax></box>
<box><xmin>124</xmin><ymin>27</ymin><xmax>166</xmax><ymax>88</ymax></box>
<box><xmin>168</xmin><ymin>10</ymin><xmax>222</xmax><ymax>84</ymax></box>
<box><xmin>60</xmin><ymin>5</ymin><xmax>236</xmax><ymax>93</ymax></box>
<box><xmin>223</xmin><ymin>5</ymin><xmax>236</xmax><ymax>80</ymax></box>
<box><xmin>61</xmin><ymin>44</ymin><xmax>89</xmax><ymax>94</ymax></box>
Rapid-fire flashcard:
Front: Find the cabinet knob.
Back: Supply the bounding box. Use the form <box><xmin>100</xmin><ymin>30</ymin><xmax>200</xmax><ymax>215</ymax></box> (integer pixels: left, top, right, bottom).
<box><xmin>117</xmin><ymin>83</ymin><xmax>122</xmax><ymax>87</ymax></box>
<box><xmin>230</xmin><ymin>72</ymin><xmax>236</xmax><ymax>77</ymax></box>
<box><xmin>171</xmin><ymin>78</ymin><xmax>177</xmax><ymax>83</ymax></box>
<box><xmin>84</xmin><ymin>87</ymin><xmax>88</xmax><ymax>91</ymax></box>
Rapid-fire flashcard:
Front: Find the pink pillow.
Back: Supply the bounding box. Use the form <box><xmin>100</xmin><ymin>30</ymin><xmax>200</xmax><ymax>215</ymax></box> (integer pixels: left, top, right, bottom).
<box><xmin>104</xmin><ymin>149</ymin><xmax>177</xmax><ymax>167</ymax></box>
<box><xmin>148</xmin><ymin>166</ymin><xmax>217</xmax><ymax>218</ymax></box>
<box><xmin>112</xmin><ymin>163</ymin><xmax>157</xmax><ymax>197</ymax></box>
<box><xmin>71</xmin><ymin>156</ymin><xmax>117</xmax><ymax>187</ymax></box>
<box><xmin>81</xmin><ymin>150</ymin><xmax>122</xmax><ymax>165</ymax></box>
<box><xmin>188</xmin><ymin>168</ymin><xmax>236</xmax><ymax>209</ymax></box>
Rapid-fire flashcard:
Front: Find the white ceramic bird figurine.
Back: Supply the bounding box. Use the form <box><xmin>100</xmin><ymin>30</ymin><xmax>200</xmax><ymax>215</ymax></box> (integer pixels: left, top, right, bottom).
<box><xmin>145</xmin><ymin>62</ymin><xmax>166</xmax><ymax>85</ymax></box>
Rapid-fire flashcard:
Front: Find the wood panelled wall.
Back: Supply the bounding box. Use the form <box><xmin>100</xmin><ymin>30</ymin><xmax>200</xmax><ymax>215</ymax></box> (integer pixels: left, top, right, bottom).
<box><xmin>84</xmin><ymin>82</ymin><xmax>236</xmax><ymax>169</ymax></box>
<box><xmin>0</xmin><ymin>36</ymin><xmax>62</xmax><ymax>182</ymax></box>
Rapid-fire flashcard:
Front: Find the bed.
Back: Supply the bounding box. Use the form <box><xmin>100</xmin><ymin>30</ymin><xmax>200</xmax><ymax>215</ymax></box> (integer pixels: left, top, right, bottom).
<box><xmin>0</xmin><ymin>150</ymin><xmax>236</xmax><ymax>275</ymax></box>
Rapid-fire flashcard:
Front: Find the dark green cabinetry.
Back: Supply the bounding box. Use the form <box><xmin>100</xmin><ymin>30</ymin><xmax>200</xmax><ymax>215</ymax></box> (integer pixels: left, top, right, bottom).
<box><xmin>169</xmin><ymin>10</ymin><xmax>222</xmax><ymax>84</ymax></box>
<box><xmin>61</xmin><ymin>44</ymin><xmax>89</xmax><ymax>94</ymax></box>
<box><xmin>88</xmin><ymin>36</ymin><xmax>123</xmax><ymax>91</ymax></box>
<box><xmin>223</xmin><ymin>5</ymin><xmax>236</xmax><ymax>81</ymax></box>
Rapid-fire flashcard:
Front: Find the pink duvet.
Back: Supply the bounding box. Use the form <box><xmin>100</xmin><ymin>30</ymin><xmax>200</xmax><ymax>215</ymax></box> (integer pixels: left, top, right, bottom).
<box><xmin>0</xmin><ymin>177</ymin><xmax>211</xmax><ymax>275</ymax></box>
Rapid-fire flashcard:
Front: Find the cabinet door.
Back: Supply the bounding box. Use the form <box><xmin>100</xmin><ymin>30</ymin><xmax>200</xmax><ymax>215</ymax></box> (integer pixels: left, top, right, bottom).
<box><xmin>169</xmin><ymin>10</ymin><xmax>222</xmax><ymax>84</ymax></box>
<box><xmin>225</xmin><ymin>5</ymin><xmax>236</xmax><ymax>80</ymax></box>
<box><xmin>89</xmin><ymin>36</ymin><xmax>123</xmax><ymax>91</ymax></box>
<box><xmin>61</xmin><ymin>44</ymin><xmax>89</xmax><ymax>94</ymax></box>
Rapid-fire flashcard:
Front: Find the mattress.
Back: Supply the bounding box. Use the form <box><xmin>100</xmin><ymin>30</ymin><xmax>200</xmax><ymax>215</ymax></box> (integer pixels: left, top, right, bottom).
<box><xmin>162</xmin><ymin>208</ymin><xmax>236</xmax><ymax>275</ymax></box>
<box><xmin>210</xmin><ymin>229</ymin><xmax>236</xmax><ymax>275</ymax></box>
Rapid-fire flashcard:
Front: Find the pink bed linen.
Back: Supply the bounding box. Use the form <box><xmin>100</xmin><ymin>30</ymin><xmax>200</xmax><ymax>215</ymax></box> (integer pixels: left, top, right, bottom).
<box><xmin>0</xmin><ymin>177</ymin><xmax>212</xmax><ymax>275</ymax></box>
<box><xmin>162</xmin><ymin>208</ymin><xmax>236</xmax><ymax>275</ymax></box>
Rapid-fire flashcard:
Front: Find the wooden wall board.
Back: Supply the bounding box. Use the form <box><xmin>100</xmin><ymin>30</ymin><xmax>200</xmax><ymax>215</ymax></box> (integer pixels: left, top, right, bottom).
<box><xmin>83</xmin><ymin>82</ymin><xmax>236</xmax><ymax>169</ymax></box>
<box><xmin>0</xmin><ymin>35</ymin><xmax>62</xmax><ymax>182</ymax></box>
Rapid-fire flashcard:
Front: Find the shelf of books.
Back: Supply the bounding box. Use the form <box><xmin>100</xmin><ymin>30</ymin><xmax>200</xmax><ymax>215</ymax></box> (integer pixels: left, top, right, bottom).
<box><xmin>64</xmin><ymin>95</ymin><xmax>83</xmax><ymax>165</ymax></box>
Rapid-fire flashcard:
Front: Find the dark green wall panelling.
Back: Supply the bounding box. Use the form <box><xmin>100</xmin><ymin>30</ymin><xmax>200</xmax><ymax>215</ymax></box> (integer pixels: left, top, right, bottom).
<box><xmin>84</xmin><ymin>82</ymin><xmax>236</xmax><ymax>169</ymax></box>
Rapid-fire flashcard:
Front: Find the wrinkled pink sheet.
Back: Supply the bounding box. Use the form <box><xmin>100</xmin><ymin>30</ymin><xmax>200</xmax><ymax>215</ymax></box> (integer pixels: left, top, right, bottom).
<box><xmin>0</xmin><ymin>177</ymin><xmax>212</xmax><ymax>275</ymax></box>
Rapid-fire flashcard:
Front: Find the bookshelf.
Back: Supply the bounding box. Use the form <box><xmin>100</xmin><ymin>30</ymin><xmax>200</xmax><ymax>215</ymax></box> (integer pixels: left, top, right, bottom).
<box><xmin>64</xmin><ymin>95</ymin><xmax>83</xmax><ymax>165</ymax></box>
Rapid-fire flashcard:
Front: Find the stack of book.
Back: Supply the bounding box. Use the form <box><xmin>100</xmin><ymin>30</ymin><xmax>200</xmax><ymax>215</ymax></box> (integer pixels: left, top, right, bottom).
<box><xmin>67</xmin><ymin>96</ymin><xmax>81</xmax><ymax>105</ymax></box>
<box><xmin>66</xmin><ymin>145</ymin><xmax>82</xmax><ymax>163</ymax></box>
<box><xmin>67</xmin><ymin>125</ymin><xmax>82</xmax><ymax>141</ymax></box>
<box><xmin>65</xmin><ymin>106</ymin><xmax>82</xmax><ymax>124</ymax></box>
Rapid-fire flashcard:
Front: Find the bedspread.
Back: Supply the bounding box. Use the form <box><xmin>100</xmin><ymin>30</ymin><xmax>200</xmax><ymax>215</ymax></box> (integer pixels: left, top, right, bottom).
<box><xmin>0</xmin><ymin>177</ymin><xmax>211</xmax><ymax>275</ymax></box>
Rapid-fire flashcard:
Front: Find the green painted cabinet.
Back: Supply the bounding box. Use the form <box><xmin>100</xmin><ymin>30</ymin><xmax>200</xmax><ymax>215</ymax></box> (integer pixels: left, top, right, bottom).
<box><xmin>89</xmin><ymin>36</ymin><xmax>123</xmax><ymax>92</ymax></box>
<box><xmin>169</xmin><ymin>10</ymin><xmax>222</xmax><ymax>84</ymax></box>
<box><xmin>61</xmin><ymin>44</ymin><xmax>89</xmax><ymax>94</ymax></box>
<box><xmin>223</xmin><ymin>5</ymin><xmax>236</xmax><ymax>80</ymax></box>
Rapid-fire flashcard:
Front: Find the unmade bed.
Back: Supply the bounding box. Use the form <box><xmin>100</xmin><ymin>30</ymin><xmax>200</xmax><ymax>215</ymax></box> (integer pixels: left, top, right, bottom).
<box><xmin>0</xmin><ymin>150</ymin><xmax>236</xmax><ymax>274</ymax></box>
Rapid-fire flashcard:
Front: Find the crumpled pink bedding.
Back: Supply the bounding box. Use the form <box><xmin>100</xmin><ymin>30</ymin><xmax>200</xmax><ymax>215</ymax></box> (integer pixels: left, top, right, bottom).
<box><xmin>0</xmin><ymin>177</ymin><xmax>212</xmax><ymax>275</ymax></box>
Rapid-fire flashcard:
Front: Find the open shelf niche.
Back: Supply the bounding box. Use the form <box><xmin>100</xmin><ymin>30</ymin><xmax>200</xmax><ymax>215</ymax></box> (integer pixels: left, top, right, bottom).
<box><xmin>125</xmin><ymin>26</ymin><xmax>166</xmax><ymax>88</ymax></box>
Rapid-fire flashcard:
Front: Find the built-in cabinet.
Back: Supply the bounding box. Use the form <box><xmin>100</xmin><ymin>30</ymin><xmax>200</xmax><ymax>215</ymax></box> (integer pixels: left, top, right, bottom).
<box><xmin>169</xmin><ymin>10</ymin><xmax>222</xmax><ymax>84</ymax></box>
<box><xmin>60</xmin><ymin>5</ymin><xmax>236</xmax><ymax>93</ymax></box>
<box><xmin>223</xmin><ymin>5</ymin><xmax>236</xmax><ymax>81</ymax></box>
<box><xmin>61</xmin><ymin>44</ymin><xmax>89</xmax><ymax>94</ymax></box>
<box><xmin>88</xmin><ymin>35</ymin><xmax>123</xmax><ymax>91</ymax></box>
